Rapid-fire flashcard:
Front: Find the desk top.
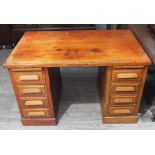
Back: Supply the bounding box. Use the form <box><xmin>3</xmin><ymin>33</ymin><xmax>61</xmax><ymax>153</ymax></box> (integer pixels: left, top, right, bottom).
<box><xmin>4</xmin><ymin>30</ymin><xmax>151</xmax><ymax>68</ymax></box>
<box><xmin>129</xmin><ymin>24</ymin><xmax>155</xmax><ymax>64</ymax></box>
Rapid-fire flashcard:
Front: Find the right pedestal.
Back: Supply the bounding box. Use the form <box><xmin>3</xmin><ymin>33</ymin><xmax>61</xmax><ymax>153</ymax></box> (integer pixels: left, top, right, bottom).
<box><xmin>98</xmin><ymin>66</ymin><xmax>148</xmax><ymax>124</ymax></box>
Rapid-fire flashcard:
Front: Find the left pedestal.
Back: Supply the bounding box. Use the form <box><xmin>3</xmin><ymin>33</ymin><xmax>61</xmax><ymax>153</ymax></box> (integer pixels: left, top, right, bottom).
<box><xmin>8</xmin><ymin>67</ymin><xmax>61</xmax><ymax>126</ymax></box>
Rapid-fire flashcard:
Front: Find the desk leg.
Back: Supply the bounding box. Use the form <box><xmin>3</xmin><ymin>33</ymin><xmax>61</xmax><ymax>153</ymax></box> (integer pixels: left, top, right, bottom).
<box><xmin>8</xmin><ymin>67</ymin><xmax>61</xmax><ymax>126</ymax></box>
<box><xmin>98</xmin><ymin>66</ymin><xmax>148</xmax><ymax>124</ymax></box>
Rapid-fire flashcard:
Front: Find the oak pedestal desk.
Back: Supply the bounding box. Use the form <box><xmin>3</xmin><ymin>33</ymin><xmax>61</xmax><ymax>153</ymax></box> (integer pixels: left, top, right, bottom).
<box><xmin>3</xmin><ymin>30</ymin><xmax>151</xmax><ymax>126</ymax></box>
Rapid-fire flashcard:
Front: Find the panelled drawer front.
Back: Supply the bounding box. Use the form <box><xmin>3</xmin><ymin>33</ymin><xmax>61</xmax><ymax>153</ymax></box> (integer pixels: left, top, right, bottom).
<box><xmin>111</xmin><ymin>82</ymin><xmax>140</xmax><ymax>94</ymax></box>
<box><xmin>112</xmin><ymin>69</ymin><xmax>142</xmax><ymax>82</ymax></box>
<box><xmin>109</xmin><ymin>106</ymin><xmax>136</xmax><ymax>116</ymax></box>
<box><xmin>110</xmin><ymin>94</ymin><xmax>138</xmax><ymax>106</ymax></box>
<box><xmin>13</xmin><ymin>71</ymin><xmax>45</xmax><ymax>84</ymax></box>
<box><xmin>19</xmin><ymin>97</ymin><xmax>48</xmax><ymax>107</ymax></box>
<box><xmin>17</xmin><ymin>85</ymin><xmax>47</xmax><ymax>96</ymax></box>
<box><xmin>22</xmin><ymin>108</ymin><xmax>51</xmax><ymax>118</ymax></box>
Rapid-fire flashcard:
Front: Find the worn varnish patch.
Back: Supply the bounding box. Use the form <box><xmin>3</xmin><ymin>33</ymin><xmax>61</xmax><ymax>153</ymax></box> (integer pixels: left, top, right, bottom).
<box><xmin>3</xmin><ymin>30</ymin><xmax>151</xmax><ymax>68</ymax></box>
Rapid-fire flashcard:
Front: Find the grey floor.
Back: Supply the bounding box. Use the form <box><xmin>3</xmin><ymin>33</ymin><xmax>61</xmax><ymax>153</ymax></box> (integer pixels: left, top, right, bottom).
<box><xmin>0</xmin><ymin>49</ymin><xmax>155</xmax><ymax>130</ymax></box>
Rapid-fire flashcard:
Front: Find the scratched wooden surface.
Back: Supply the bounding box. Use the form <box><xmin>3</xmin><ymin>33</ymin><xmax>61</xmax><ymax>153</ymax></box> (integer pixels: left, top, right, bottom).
<box><xmin>3</xmin><ymin>30</ymin><xmax>151</xmax><ymax>68</ymax></box>
<box><xmin>0</xmin><ymin>49</ymin><xmax>155</xmax><ymax>129</ymax></box>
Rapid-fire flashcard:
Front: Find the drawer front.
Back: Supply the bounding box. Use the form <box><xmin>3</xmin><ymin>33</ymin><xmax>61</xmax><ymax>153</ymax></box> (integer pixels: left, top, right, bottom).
<box><xmin>17</xmin><ymin>85</ymin><xmax>47</xmax><ymax>96</ymax></box>
<box><xmin>111</xmin><ymin>82</ymin><xmax>140</xmax><ymax>94</ymax></box>
<box><xmin>19</xmin><ymin>97</ymin><xmax>48</xmax><ymax>107</ymax></box>
<box><xmin>13</xmin><ymin>71</ymin><xmax>45</xmax><ymax>84</ymax></box>
<box><xmin>109</xmin><ymin>106</ymin><xmax>136</xmax><ymax>116</ymax></box>
<box><xmin>110</xmin><ymin>95</ymin><xmax>137</xmax><ymax>106</ymax></box>
<box><xmin>112</xmin><ymin>69</ymin><xmax>142</xmax><ymax>82</ymax></box>
<box><xmin>22</xmin><ymin>108</ymin><xmax>51</xmax><ymax>118</ymax></box>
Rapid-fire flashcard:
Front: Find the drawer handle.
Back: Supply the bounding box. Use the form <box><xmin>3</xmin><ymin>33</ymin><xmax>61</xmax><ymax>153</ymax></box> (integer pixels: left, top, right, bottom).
<box><xmin>19</xmin><ymin>75</ymin><xmax>39</xmax><ymax>81</ymax></box>
<box><xmin>25</xmin><ymin>100</ymin><xmax>44</xmax><ymax>106</ymax></box>
<box><xmin>27</xmin><ymin>111</ymin><xmax>46</xmax><ymax>116</ymax></box>
<box><xmin>22</xmin><ymin>88</ymin><xmax>42</xmax><ymax>94</ymax></box>
<box><xmin>117</xmin><ymin>73</ymin><xmax>138</xmax><ymax>79</ymax></box>
<box><xmin>114</xmin><ymin>98</ymin><xmax>133</xmax><ymax>103</ymax></box>
<box><xmin>113</xmin><ymin>109</ymin><xmax>131</xmax><ymax>114</ymax></box>
<box><xmin>115</xmin><ymin>86</ymin><xmax>135</xmax><ymax>92</ymax></box>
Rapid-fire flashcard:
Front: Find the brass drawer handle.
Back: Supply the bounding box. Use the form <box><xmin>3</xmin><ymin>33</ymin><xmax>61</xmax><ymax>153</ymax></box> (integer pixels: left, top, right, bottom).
<box><xmin>114</xmin><ymin>98</ymin><xmax>133</xmax><ymax>103</ymax></box>
<box><xmin>24</xmin><ymin>100</ymin><xmax>44</xmax><ymax>106</ymax></box>
<box><xmin>113</xmin><ymin>109</ymin><xmax>131</xmax><ymax>114</ymax></box>
<box><xmin>117</xmin><ymin>73</ymin><xmax>138</xmax><ymax>79</ymax></box>
<box><xmin>27</xmin><ymin>111</ymin><xmax>46</xmax><ymax>116</ymax></box>
<box><xmin>19</xmin><ymin>75</ymin><xmax>39</xmax><ymax>81</ymax></box>
<box><xmin>115</xmin><ymin>86</ymin><xmax>135</xmax><ymax>92</ymax></box>
<box><xmin>22</xmin><ymin>88</ymin><xmax>42</xmax><ymax>94</ymax></box>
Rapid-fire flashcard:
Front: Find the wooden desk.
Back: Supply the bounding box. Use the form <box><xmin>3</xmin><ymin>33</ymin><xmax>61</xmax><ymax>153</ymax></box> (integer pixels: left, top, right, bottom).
<box><xmin>3</xmin><ymin>30</ymin><xmax>151</xmax><ymax>125</ymax></box>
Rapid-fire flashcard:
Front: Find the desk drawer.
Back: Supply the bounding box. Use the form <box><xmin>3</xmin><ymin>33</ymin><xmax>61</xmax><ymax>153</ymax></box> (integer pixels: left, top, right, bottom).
<box><xmin>13</xmin><ymin>71</ymin><xmax>45</xmax><ymax>84</ymax></box>
<box><xmin>111</xmin><ymin>82</ymin><xmax>140</xmax><ymax>94</ymax></box>
<box><xmin>19</xmin><ymin>97</ymin><xmax>48</xmax><ymax>107</ymax></box>
<box><xmin>110</xmin><ymin>94</ymin><xmax>137</xmax><ymax>106</ymax></box>
<box><xmin>22</xmin><ymin>108</ymin><xmax>51</xmax><ymax>118</ymax></box>
<box><xmin>109</xmin><ymin>106</ymin><xmax>136</xmax><ymax>116</ymax></box>
<box><xmin>112</xmin><ymin>69</ymin><xmax>142</xmax><ymax>82</ymax></box>
<box><xmin>17</xmin><ymin>85</ymin><xmax>47</xmax><ymax>96</ymax></box>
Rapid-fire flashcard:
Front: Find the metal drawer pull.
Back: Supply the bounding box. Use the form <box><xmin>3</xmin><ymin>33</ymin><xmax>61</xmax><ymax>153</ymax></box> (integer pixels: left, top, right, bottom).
<box><xmin>22</xmin><ymin>88</ymin><xmax>41</xmax><ymax>94</ymax></box>
<box><xmin>19</xmin><ymin>75</ymin><xmax>39</xmax><ymax>81</ymax></box>
<box><xmin>113</xmin><ymin>109</ymin><xmax>131</xmax><ymax>114</ymax></box>
<box><xmin>27</xmin><ymin>111</ymin><xmax>46</xmax><ymax>116</ymax></box>
<box><xmin>25</xmin><ymin>100</ymin><xmax>44</xmax><ymax>106</ymax></box>
<box><xmin>117</xmin><ymin>73</ymin><xmax>138</xmax><ymax>79</ymax></box>
<box><xmin>114</xmin><ymin>98</ymin><xmax>133</xmax><ymax>103</ymax></box>
<box><xmin>115</xmin><ymin>86</ymin><xmax>135</xmax><ymax>92</ymax></box>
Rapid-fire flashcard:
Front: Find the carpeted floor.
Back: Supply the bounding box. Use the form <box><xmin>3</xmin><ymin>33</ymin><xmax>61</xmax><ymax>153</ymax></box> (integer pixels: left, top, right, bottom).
<box><xmin>0</xmin><ymin>49</ymin><xmax>155</xmax><ymax>129</ymax></box>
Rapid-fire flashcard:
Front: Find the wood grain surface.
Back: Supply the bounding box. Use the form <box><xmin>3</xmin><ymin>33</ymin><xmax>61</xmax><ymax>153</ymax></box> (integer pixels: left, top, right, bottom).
<box><xmin>3</xmin><ymin>30</ymin><xmax>151</xmax><ymax>68</ymax></box>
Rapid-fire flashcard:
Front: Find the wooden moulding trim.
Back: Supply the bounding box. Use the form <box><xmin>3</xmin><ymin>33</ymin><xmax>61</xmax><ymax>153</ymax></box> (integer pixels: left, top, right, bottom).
<box><xmin>8</xmin><ymin>69</ymin><xmax>25</xmax><ymax>118</ymax></box>
<box><xmin>44</xmin><ymin>68</ymin><xmax>55</xmax><ymax>117</ymax></box>
<box><xmin>21</xmin><ymin>118</ymin><xmax>57</xmax><ymax>126</ymax></box>
<box><xmin>103</xmin><ymin>67</ymin><xmax>112</xmax><ymax>117</ymax></box>
<box><xmin>5</xmin><ymin>62</ymin><xmax>151</xmax><ymax>68</ymax></box>
<box><xmin>103</xmin><ymin>116</ymin><xmax>138</xmax><ymax>124</ymax></box>
<box><xmin>113</xmin><ymin>66</ymin><xmax>144</xmax><ymax>69</ymax></box>
<box><xmin>11</xmin><ymin>68</ymin><xmax>42</xmax><ymax>71</ymax></box>
<box><xmin>135</xmin><ymin>66</ymin><xmax>149</xmax><ymax>113</ymax></box>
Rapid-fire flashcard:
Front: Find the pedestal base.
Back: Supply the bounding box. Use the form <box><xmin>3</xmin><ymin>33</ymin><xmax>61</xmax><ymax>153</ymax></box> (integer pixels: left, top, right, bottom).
<box><xmin>103</xmin><ymin>116</ymin><xmax>138</xmax><ymax>124</ymax></box>
<box><xmin>21</xmin><ymin>118</ymin><xmax>57</xmax><ymax>126</ymax></box>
